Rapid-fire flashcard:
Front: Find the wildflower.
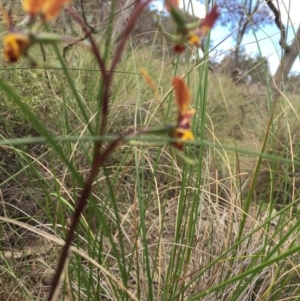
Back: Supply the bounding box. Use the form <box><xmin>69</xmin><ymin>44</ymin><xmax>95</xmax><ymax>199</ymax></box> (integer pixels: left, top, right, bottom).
<box><xmin>189</xmin><ymin>5</ymin><xmax>219</xmax><ymax>47</ymax></box>
<box><xmin>166</xmin><ymin>3</ymin><xmax>219</xmax><ymax>53</ymax></box>
<box><xmin>3</xmin><ymin>32</ymin><xmax>31</xmax><ymax>62</ymax></box>
<box><xmin>22</xmin><ymin>0</ymin><xmax>45</xmax><ymax>16</ymax></box>
<box><xmin>3</xmin><ymin>0</ymin><xmax>72</xmax><ymax>62</ymax></box>
<box><xmin>198</xmin><ymin>5</ymin><xmax>220</xmax><ymax>34</ymax></box>
<box><xmin>140</xmin><ymin>70</ymin><xmax>195</xmax><ymax>150</ymax></box>
<box><xmin>173</xmin><ymin>128</ymin><xmax>194</xmax><ymax>148</ymax></box>
<box><xmin>42</xmin><ymin>0</ymin><xmax>72</xmax><ymax>20</ymax></box>
<box><xmin>22</xmin><ymin>0</ymin><xmax>71</xmax><ymax>20</ymax></box>
<box><xmin>172</xmin><ymin>77</ymin><xmax>195</xmax><ymax>150</ymax></box>
<box><xmin>174</xmin><ymin>43</ymin><xmax>185</xmax><ymax>54</ymax></box>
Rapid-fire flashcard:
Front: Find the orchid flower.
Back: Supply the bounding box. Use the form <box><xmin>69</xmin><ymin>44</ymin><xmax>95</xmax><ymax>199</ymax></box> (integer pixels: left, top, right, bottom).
<box><xmin>3</xmin><ymin>32</ymin><xmax>32</xmax><ymax>62</ymax></box>
<box><xmin>165</xmin><ymin>1</ymin><xmax>219</xmax><ymax>53</ymax></box>
<box><xmin>22</xmin><ymin>0</ymin><xmax>71</xmax><ymax>20</ymax></box>
<box><xmin>3</xmin><ymin>0</ymin><xmax>72</xmax><ymax>62</ymax></box>
<box><xmin>172</xmin><ymin>77</ymin><xmax>195</xmax><ymax>150</ymax></box>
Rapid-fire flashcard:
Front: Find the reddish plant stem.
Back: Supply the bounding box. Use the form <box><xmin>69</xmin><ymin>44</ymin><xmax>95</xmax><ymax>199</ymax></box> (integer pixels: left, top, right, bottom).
<box><xmin>48</xmin><ymin>2</ymin><xmax>153</xmax><ymax>300</ymax></box>
<box><xmin>47</xmin><ymin>123</ymin><xmax>162</xmax><ymax>300</ymax></box>
<box><xmin>47</xmin><ymin>137</ymin><xmax>123</xmax><ymax>301</ymax></box>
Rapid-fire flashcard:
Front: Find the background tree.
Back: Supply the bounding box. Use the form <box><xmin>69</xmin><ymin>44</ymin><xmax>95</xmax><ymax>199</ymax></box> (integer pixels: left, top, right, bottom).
<box><xmin>266</xmin><ymin>0</ymin><xmax>300</xmax><ymax>88</ymax></box>
<box><xmin>216</xmin><ymin>0</ymin><xmax>272</xmax><ymax>68</ymax></box>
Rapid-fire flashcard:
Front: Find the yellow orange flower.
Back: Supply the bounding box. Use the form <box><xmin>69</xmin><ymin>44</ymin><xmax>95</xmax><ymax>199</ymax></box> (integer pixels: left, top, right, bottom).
<box><xmin>22</xmin><ymin>0</ymin><xmax>71</xmax><ymax>20</ymax></box>
<box><xmin>188</xmin><ymin>33</ymin><xmax>200</xmax><ymax>46</ymax></box>
<box><xmin>172</xmin><ymin>77</ymin><xmax>195</xmax><ymax>150</ymax></box>
<box><xmin>170</xmin><ymin>5</ymin><xmax>219</xmax><ymax>53</ymax></box>
<box><xmin>3</xmin><ymin>33</ymin><xmax>31</xmax><ymax>62</ymax></box>
<box><xmin>173</xmin><ymin>77</ymin><xmax>195</xmax><ymax>122</ymax></box>
<box><xmin>22</xmin><ymin>0</ymin><xmax>45</xmax><ymax>15</ymax></box>
<box><xmin>42</xmin><ymin>0</ymin><xmax>71</xmax><ymax>20</ymax></box>
<box><xmin>173</xmin><ymin>128</ymin><xmax>194</xmax><ymax>149</ymax></box>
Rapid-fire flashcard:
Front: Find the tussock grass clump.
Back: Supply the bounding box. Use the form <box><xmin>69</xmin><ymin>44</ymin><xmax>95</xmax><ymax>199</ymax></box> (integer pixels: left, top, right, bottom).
<box><xmin>1</xmin><ymin>1</ymin><xmax>300</xmax><ymax>301</ymax></box>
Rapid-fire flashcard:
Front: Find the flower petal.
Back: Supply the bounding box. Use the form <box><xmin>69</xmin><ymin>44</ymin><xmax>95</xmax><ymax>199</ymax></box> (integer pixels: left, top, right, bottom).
<box><xmin>22</xmin><ymin>0</ymin><xmax>45</xmax><ymax>15</ymax></box>
<box><xmin>3</xmin><ymin>33</ymin><xmax>31</xmax><ymax>62</ymax></box>
<box><xmin>42</xmin><ymin>0</ymin><xmax>71</xmax><ymax>20</ymax></box>
<box><xmin>172</xmin><ymin>77</ymin><xmax>191</xmax><ymax>114</ymax></box>
<box><xmin>178</xmin><ymin>109</ymin><xmax>195</xmax><ymax>129</ymax></box>
<box><xmin>173</xmin><ymin>128</ymin><xmax>194</xmax><ymax>149</ymax></box>
<box><xmin>174</xmin><ymin>43</ymin><xmax>186</xmax><ymax>53</ymax></box>
<box><xmin>188</xmin><ymin>32</ymin><xmax>201</xmax><ymax>46</ymax></box>
<box><xmin>200</xmin><ymin>5</ymin><xmax>219</xmax><ymax>33</ymax></box>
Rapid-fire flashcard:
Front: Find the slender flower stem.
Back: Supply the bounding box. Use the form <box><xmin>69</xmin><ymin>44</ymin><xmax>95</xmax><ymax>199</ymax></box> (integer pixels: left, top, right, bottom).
<box><xmin>47</xmin><ymin>136</ymin><xmax>124</xmax><ymax>301</ymax></box>
<box><xmin>47</xmin><ymin>120</ymin><xmax>170</xmax><ymax>300</ymax></box>
<box><xmin>48</xmin><ymin>3</ymin><xmax>154</xmax><ymax>299</ymax></box>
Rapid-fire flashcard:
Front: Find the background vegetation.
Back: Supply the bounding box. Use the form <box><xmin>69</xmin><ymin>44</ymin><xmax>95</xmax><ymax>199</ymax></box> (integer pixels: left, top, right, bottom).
<box><xmin>1</xmin><ymin>1</ymin><xmax>300</xmax><ymax>300</ymax></box>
